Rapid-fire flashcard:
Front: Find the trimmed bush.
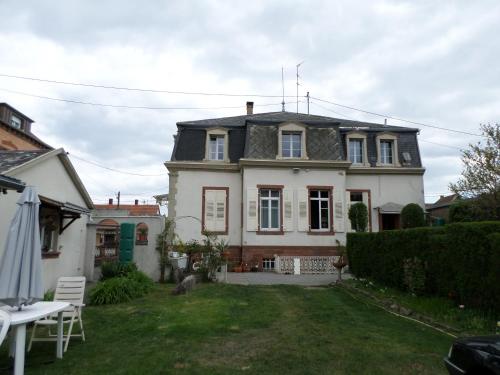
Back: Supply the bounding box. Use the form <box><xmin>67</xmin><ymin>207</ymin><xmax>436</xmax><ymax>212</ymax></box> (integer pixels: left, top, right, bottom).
<box><xmin>401</xmin><ymin>203</ymin><xmax>425</xmax><ymax>228</ymax></box>
<box><xmin>347</xmin><ymin>222</ymin><xmax>500</xmax><ymax>313</ymax></box>
<box><xmin>90</xmin><ymin>270</ymin><xmax>153</xmax><ymax>305</ymax></box>
<box><xmin>100</xmin><ymin>261</ymin><xmax>138</xmax><ymax>280</ymax></box>
<box><xmin>348</xmin><ymin>202</ymin><xmax>368</xmax><ymax>232</ymax></box>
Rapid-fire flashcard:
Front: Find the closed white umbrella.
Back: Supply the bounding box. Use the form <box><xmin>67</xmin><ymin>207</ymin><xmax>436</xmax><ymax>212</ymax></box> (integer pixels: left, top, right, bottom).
<box><xmin>0</xmin><ymin>186</ymin><xmax>44</xmax><ymax>309</ymax></box>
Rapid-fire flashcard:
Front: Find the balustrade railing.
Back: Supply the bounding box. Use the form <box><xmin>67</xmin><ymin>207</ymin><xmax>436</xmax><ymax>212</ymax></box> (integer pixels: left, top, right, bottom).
<box><xmin>275</xmin><ymin>255</ymin><xmax>340</xmax><ymax>274</ymax></box>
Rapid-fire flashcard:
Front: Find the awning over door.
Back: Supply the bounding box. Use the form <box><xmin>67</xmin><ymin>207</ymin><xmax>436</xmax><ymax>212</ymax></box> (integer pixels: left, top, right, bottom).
<box><xmin>375</xmin><ymin>202</ymin><xmax>404</xmax><ymax>214</ymax></box>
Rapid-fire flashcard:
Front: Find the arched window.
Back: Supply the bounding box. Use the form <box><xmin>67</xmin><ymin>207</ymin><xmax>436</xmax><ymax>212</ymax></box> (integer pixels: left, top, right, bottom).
<box><xmin>136</xmin><ymin>223</ymin><xmax>148</xmax><ymax>245</ymax></box>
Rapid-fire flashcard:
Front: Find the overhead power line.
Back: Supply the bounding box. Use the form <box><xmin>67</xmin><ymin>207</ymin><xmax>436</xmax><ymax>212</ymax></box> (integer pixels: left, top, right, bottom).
<box><xmin>69</xmin><ymin>153</ymin><xmax>165</xmax><ymax>177</ymax></box>
<box><xmin>0</xmin><ymin>88</ymin><xmax>290</xmax><ymax>111</ymax></box>
<box><xmin>0</xmin><ymin>73</ymin><xmax>296</xmax><ymax>98</ymax></box>
<box><xmin>311</xmin><ymin>96</ymin><xmax>484</xmax><ymax>137</ymax></box>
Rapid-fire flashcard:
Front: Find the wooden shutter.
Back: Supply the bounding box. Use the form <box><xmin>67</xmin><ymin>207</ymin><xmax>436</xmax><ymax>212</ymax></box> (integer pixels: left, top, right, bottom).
<box><xmin>297</xmin><ymin>188</ymin><xmax>309</xmax><ymax>232</ymax></box>
<box><xmin>334</xmin><ymin>188</ymin><xmax>345</xmax><ymax>232</ymax></box>
<box><xmin>204</xmin><ymin>190</ymin><xmax>216</xmax><ymax>231</ymax></box>
<box><xmin>246</xmin><ymin>188</ymin><xmax>258</xmax><ymax>231</ymax></box>
<box><xmin>283</xmin><ymin>188</ymin><xmax>294</xmax><ymax>231</ymax></box>
<box><xmin>215</xmin><ymin>190</ymin><xmax>227</xmax><ymax>232</ymax></box>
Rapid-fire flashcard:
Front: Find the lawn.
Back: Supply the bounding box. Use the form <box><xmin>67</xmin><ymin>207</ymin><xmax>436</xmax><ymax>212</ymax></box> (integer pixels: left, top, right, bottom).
<box><xmin>0</xmin><ymin>284</ymin><xmax>453</xmax><ymax>374</ymax></box>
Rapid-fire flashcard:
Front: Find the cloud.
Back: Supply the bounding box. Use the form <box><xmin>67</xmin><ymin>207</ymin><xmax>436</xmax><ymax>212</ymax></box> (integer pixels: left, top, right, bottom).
<box><xmin>0</xmin><ymin>0</ymin><xmax>499</xmax><ymax>203</ymax></box>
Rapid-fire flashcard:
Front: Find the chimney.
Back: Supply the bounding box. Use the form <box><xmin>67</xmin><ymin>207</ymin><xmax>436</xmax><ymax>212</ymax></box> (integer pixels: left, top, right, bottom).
<box><xmin>108</xmin><ymin>198</ymin><xmax>113</xmax><ymax>205</ymax></box>
<box><xmin>246</xmin><ymin>101</ymin><xmax>254</xmax><ymax>115</ymax></box>
<box><xmin>135</xmin><ymin>199</ymin><xmax>139</xmax><ymax>205</ymax></box>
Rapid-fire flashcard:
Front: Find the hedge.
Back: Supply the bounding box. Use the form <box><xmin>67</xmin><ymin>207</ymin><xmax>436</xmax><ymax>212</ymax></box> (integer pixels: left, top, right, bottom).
<box><xmin>347</xmin><ymin>222</ymin><xmax>500</xmax><ymax>313</ymax></box>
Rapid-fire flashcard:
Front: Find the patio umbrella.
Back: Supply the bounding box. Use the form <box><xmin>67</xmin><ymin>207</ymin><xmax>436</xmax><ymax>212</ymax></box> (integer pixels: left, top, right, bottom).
<box><xmin>0</xmin><ymin>186</ymin><xmax>44</xmax><ymax>309</ymax></box>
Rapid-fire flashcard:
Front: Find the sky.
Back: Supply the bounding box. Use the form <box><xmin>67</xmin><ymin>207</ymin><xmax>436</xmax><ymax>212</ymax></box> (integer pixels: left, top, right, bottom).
<box><xmin>1</xmin><ymin>0</ymin><xmax>499</xmax><ymax>205</ymax></box>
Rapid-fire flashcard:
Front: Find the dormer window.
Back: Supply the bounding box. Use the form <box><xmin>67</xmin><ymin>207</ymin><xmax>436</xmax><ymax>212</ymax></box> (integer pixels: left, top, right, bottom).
<box><xmin>380</xmin><ymin>140</ymin><xmax>393</xmax><ymax>164</ymax></box>
<box><xmin>277</xmin><ymin>122</ymin><xmax>308</xmax><ymax>159</ymax></box>
<box><xmin>209</xmin><ymin>135</ymin><xmax>224</xmax><ymax>160</ymax></box>
<box><xmin>205</xmin><ymin>128</ymin><xmax>229</xmax><ymax>162</ymax></box>
<box><xmin>282</xmin><ymin>132</ymin><xmax>301</xmax><ymax>158</ymax></box>
<box><xmin>349</xmin><ymin>139</ymin><xmax>363</xmax><ymax>164</ymax></box>
<box><xmin>10</xmin><ymin>115</ymin><xmax>22</xmax><ymax>130</ymax></box>
<box><xmin>376</xmin><ymin>133</ymin><xmax>401</xmax><ymax>167</ymax></box>
<box><xmin>346</xmin><ymin>132</ymin><xmax>368</xmax><ymax>166</ymax></box>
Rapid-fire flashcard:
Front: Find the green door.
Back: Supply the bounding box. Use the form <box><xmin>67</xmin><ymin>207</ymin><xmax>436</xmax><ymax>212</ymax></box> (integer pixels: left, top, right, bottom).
<box><xmin>119</xmin><ymin>223</ymin><xmax>135</xmax><ymax>263</ymax></box>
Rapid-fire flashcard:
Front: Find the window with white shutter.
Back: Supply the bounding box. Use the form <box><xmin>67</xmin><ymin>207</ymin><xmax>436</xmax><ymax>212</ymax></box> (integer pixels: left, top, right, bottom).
<box><xmin>246</xmin><ymin>188</ymin><xmax>258</xmax><ymax>231</ymax></box>
<box><xmin>203</xmin><ymin>187</ymin><xmax>228</xmax><ymax>233</ymax></box>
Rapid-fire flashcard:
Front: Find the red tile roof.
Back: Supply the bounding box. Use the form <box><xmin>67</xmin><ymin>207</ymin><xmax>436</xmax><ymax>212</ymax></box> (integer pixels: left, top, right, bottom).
<box><xmin>94</xmin><ymin>204</ymin><xmax>160</xmax><ymax>216</ymax></box>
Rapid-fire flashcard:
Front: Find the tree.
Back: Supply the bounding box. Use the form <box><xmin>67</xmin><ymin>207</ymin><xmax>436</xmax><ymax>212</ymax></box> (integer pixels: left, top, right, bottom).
<box><xmin>401</xmin><ymin>203</ymin><xmax>425</xmax><ymax>228</ymax></box>
<box><xmin>348</xmin><ymin>202</ymin><xmax>368</xmax><ymax>232</ymax></box>
<box><xmin>449</xmin><ymin>123</ymin><xmax>500</xmax><ymax>220</ymax></box>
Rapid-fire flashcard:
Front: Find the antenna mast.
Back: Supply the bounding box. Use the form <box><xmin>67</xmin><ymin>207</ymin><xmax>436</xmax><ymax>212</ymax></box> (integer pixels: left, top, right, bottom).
<box><xmin>296</xmin><ymin>61</ymin><xmax>304</xmax><ymax>113</ymax></box>
<box><xmin>281</xmin><ymin>67</ymin><xmax>285</xmax><ymax>112</ymax></box>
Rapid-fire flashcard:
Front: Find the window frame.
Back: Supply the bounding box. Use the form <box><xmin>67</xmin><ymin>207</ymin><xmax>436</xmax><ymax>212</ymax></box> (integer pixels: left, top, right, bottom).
<box><xmin>277</xmin><ymin>122</ymin><xmax>308</xmax><ymax>160</ymax></box>
<box><xmin>204</xmin><ymin>128</ymin><xmax>229</xmax><ymax>162</ymax></box>
<box><xmin>10</xmin><ymin>115</ymin><xmax>22</xmax><ymax>129</ymax></box>
<box><xmin>346</xmin><ymin>189</ymin><xmax>372</xmax><ymax>232</ymax></box>
<box><xmin>345</xmin><ymin>131</ymin><xmax>369</xmax><ymax>166</ymax></box>
<box><xmin>202</xmin><ymin>186</ymin><xmax>229</xmax><ymax>235</ymax></box>
<box><xmin>307</xmin><ymin>186</ymin><xmax>334</xmax><ymax>235</ymax></box>
<box><xmin>39</xmin><ymin>205</ymin><xmax>60</xmax><ymax>255</ymax></box>
<box><xmin>376</xmin><ymin>133</ymin><xmax>400</xmax><ymax>167</ymax></box>
<box><xmin>281</xmin><ymin>131</ymin><xmax>302</xmax><ymax>158</ymax></box>
<box><xmin>257</xmin><ymin>185</ymin><xmax>284</xmax><ymax>234</ymax></box>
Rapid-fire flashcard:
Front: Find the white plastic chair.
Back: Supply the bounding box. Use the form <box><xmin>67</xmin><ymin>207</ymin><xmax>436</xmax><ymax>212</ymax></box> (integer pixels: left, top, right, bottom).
<box><xmin>28</xmin><ymin>276</ymin><xmax>86</xmax><ymax>352</ymax></box>
<box><xmin>0</xmin><ymin>310</ymin><xmax>11</xmax><ymax>347</ymax></box>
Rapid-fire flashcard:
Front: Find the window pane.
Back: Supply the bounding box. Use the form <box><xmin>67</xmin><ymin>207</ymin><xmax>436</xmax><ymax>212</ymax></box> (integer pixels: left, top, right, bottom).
<box><xmin>310</xmin><ymin>199</ymin><xmax>319</xmax><ymax>229</ymax></box>
<box><xmin>270</xmin><ymin>190</ymin><xmax>280</xmax><ymax>198</ymax></box>
<box><xmin>310</xmin><ymin>190</ymin><xmax>319</xmax><ymax>198</ymax></box>
<box><xmin>350</xmin><ymin>192</ymin><xmax>363</xmax><ymax>202</ymax></box>
<box><xmin>271</xmin><ymin>203</ymin><xmax>279</xmax><ymax>228</ymax></box>
<box><xmin>381</xmin><ymin>141</ymin><xmax>393</xmax><ymax>164</ymax></box>
<box><xmin>292</xmin><ymin>148</ymin><xmax>301</xmax><ymax>157</ymax></box>
<box><xmin>321</xmin><ymin>200</ymin><xmax>328</xmax><ymax>209</ymax></box>
<box><xmin>320</xmin><ymin>208</ymin><xmax>329</xmax><ymax>229</ymax></box>
<box><xmin>349</xmin><ymin>139</ymin><xmax>363</xmax><ymax>163</ymax></box>
<box><xmin>320</xmin><ymin>190</ymin><xmax>329</xmax><ymax>198</ymax></box>
<box><xmin>261</xmin><ymin>189</ymin><xmax>270</xmax><ymax>197</ymax></box>
<box><xmin>261</xmin><ymin>204</ymin><xmax>269</xmax><ymax>228</ymax></box>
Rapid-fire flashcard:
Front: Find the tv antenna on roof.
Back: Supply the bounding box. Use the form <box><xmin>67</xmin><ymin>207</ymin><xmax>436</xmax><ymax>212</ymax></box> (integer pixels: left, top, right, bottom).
<box><xmin>296</xmin><ymin>61</ymin><xmax>304</xmax><ymax>113</ymax></box>
<box><xmin>281</xmin><ymin>66</ymin><xmax>285</xmax><ymax>112</ymax></box>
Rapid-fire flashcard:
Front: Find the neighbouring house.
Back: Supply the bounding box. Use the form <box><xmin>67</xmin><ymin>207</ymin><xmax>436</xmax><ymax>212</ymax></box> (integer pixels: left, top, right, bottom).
<box><xmin>0</xmin><ymin>103</ymin><xmax>52</xmax><ymax>151</ymax></box>
<box><xmin>165</xmin><ymin>102</ymin><xmax>426</xmax><ymax>270</ymax></box>
<box><xmin>0</xmin><ymin>148</ymin><xmax>94</xmax><ymax>290</ymax></box>
<box><xmin>87</xmin><ymin>199</ymin><xmax>164</xmax><ymax>281</ymax></box>
<box><xmin>426</xmin><ymin>193</ymin><xmax>460</xmax><ymax>223</ymax></box>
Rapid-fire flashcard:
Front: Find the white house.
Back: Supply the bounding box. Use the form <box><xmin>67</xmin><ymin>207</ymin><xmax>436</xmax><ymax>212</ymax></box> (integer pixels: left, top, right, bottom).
<box><xmin>0</xmin><ymin>148</ymin><xmax>94</xmax><ymax>290</ymax></box>
<box><xmin>165</xmin><ymin>103</ymin><xmax>425</xmax><ymax>270</ymax></box>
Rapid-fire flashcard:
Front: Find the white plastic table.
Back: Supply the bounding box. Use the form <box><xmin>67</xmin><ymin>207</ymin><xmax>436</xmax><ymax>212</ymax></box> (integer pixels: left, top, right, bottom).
<box><xmin>1</xmin><ymin>301</ymin><xmax>70</xmax><ymax>375</ymax></box>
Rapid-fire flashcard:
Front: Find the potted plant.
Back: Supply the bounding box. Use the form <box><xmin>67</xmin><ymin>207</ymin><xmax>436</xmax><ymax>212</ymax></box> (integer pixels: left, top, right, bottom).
<box><xmin>333</xmin><ymin>240</ymin><xmax>348</xmax><ymax>282</ymax></box>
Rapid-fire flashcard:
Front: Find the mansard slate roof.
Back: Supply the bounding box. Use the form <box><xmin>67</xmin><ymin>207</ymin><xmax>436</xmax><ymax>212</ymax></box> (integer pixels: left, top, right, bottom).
<box><xmin>172</xmin><ymin>111</ymin><xmax>422</xmax><ymax>167</ymax></box>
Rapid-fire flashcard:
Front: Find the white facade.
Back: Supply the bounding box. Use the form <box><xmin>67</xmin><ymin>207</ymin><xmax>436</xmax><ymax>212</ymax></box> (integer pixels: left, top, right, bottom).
<box><xmin>0</xmin><ymin>151</ymin><xmax>93</xmax><ymax>291</ymax></box>
<box><xmin>168</xmin><ymin>163</ymin><xmax>425</xmax><ymax>248</ymax></box>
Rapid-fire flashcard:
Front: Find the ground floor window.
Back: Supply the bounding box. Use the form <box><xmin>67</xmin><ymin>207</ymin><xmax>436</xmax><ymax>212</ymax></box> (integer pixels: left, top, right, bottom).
<box><xmin>260</xmin><ymin>189</ymin><xmax>280</xmax><ymax>230</ymax></box>
<box><xmin>39</xmin><ymin>205</ymin><xmax>59</xmax><ymax>253</ymax></box>
<box><xmin>309</xmin><ymin>189</ymin><xmax>330</xmax><ymax>231</ymax></box>
<box><xmin>262</xmin><ymin>258</ymin><xmax>275</xmax><ymax>270</ymax></box>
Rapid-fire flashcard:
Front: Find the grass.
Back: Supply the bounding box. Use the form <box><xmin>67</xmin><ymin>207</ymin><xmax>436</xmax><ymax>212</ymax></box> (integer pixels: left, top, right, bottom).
<box><xmin>0</xmin><ymin>283</ymin><xmax>454</xmax><ymax>374</ymax></box>
<box><xmin>345</xmin><ymin>278</ymin><xmax>498</xmax><ymax>335</ymax></box>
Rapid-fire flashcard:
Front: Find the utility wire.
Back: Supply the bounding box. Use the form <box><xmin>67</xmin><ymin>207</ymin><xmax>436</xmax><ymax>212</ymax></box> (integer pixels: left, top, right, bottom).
<box><xmin>311</xmin><ymin>96</ymin><xmax>484</xmax><ymax>137</ymax></box>
<box><xmin>0</xmin><ymin>73</ymin><xmax>296</xmax><ymax>98</ymax></box>
<box><xmin>69</xmin><ymin>153</ymin><xmax>165</xmax><ymax>177</ymax></box>
<box><xmin>0</xmin><ymin>72</ymin><xmax>485</xmax><ymax>137</ymax></box>
<box><xmin>0</xmin><ymin>88</ymin><xmax>289</xmax><ymax>110</ymax></box>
